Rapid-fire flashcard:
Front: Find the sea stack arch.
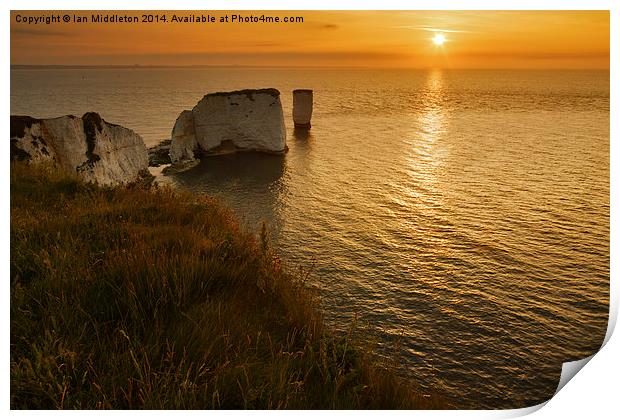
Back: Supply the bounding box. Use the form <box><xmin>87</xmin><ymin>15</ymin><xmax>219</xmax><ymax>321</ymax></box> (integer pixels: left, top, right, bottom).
<box><xmin>169</xmin><ymin>88</ymin><xmax>287</xmax><ymax>165</ymax></box>
<box><xmin>292</xmin><ymin>89</ymin><xmax>313</xmax><ymax>128</ymax></box>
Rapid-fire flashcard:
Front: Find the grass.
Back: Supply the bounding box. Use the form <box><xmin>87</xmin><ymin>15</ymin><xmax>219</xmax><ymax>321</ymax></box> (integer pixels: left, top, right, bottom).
<box><xmin>10</xmin><ymin>163</ymin><xmax>447</xmax><ymax>409</ymax></box>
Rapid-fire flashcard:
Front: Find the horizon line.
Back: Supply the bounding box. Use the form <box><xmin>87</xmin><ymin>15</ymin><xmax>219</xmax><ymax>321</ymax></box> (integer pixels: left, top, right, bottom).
<box><xmin>10</xmin><ymin>64</ymin><xmax>611</xmax><ymax>71</ymax></box>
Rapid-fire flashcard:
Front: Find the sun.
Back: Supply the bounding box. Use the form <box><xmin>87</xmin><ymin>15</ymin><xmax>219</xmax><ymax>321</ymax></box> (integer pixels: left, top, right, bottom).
<box><xmin>432</xmin><ymin>33</ymin><xmax>446</xmax><ymax>46</ymax></box>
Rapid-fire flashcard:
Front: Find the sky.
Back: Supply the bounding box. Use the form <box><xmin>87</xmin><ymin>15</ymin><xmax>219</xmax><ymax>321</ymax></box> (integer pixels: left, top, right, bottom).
<box><xmin>10</xmin><ymin>10</ymin><xmax>610</xmax><ymax>68</ymax></box>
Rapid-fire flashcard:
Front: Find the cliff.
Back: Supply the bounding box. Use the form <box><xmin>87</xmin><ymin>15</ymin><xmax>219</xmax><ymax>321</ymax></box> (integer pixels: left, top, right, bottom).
<box><xmin>10</xmin><ymin>112</ymin><xmax>149</xmax><ymax>185</ymax></box>
<box><xmin>10</xmin><ymin>162</ymin><xmax>446</xmax><ymax>409</ymax></box>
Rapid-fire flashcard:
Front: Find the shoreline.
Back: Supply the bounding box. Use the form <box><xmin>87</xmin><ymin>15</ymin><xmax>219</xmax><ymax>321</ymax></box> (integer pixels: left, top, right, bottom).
<box><xmin>10</xmin><ymin>162</ymin><xmax>447</xmax><ymax>409</ymax></box>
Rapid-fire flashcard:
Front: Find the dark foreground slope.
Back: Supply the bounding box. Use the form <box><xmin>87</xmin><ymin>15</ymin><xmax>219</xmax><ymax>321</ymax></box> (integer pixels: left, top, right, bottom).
<box><xmin>10</xmin><ymin>163</ymin><xmax>446</xmax><ymax>409</ymax></box>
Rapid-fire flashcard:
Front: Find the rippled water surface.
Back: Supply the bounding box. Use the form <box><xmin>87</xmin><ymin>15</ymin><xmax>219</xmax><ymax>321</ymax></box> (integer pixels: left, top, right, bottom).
<box><xmin>11</xmin><ymin>67</ymin><xmax>610</xmax><ymax>408</ymax></box>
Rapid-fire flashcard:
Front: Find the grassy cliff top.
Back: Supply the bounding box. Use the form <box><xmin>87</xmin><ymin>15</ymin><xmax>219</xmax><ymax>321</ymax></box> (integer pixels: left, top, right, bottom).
<box><xmin>10</xmin><ymin>163</ymin><xmax>446</xmax><ymax>409</ymax></box>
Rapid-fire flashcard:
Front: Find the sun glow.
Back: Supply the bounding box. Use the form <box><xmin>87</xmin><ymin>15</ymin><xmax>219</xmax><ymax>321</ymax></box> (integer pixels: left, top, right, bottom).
<box><xmin>432</xmin><ymin>33</ymin><xmax>446</xmax><ymax>46</ymax></box>
<box><xmin>9</xmin><ymin>11</ymin><xmax>610</xmax><ymax>69</ymax></box>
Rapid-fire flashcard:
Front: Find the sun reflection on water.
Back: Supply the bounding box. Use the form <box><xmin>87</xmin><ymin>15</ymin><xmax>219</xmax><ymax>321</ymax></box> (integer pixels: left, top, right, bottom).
<box><xmin>420</xmin><ymin>68</ymin><xmax>447</xmax><ymax>148</ymax></box>
<box><xmin>402</xmin><ymin>68</ymin><xmax>449</xmax><ymax>211</ymax></box>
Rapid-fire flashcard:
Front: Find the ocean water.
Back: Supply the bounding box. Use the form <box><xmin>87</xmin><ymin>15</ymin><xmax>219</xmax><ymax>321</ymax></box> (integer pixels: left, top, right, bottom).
<box><xmin>11</xmin><ymin>67</ymin><xmax>610</xmax><ymax>408</ymax></box>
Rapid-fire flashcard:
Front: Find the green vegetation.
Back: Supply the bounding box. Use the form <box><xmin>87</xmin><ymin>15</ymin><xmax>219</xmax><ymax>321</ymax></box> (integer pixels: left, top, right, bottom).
<box><xmin>10</xmin><ymin>163</ymin><xmax>446</xmax><ymax>409</ymax></box>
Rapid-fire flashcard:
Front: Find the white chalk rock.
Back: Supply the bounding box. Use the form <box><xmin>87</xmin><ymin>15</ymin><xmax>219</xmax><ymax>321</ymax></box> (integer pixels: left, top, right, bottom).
<box><xmin>169</xmin><ymin>110</ymin><xmax>198</xmax><ymax>163</ymax></box>
<box><xmin>169</xmin><ymin>88</ymin><xmax>287</xmax><ymax>164</ymax></box>
<box><xmin>293</xmin><ymin>89</ymin><xmax>313</xmax><ymax>128</ymax></box>
<box><xmin>9</xmin><ymin>117</ymin><xmax>57</xmax><ymax>164</ymax></box>
<box><xmin>10</xmin><ymin>113</ymin><xmax>149</xmax><ymax>186</ymax></box>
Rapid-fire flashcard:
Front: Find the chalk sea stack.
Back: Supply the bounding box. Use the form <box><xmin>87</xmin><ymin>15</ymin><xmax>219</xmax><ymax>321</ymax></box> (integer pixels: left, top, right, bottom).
<box><xmin>169</xmin><ymin>88</ymin><xmax>287</xmax><ymax>165</ymax></box>
<box><xmin>10</xmin><ymin>112</ymin><xmax>149</xmax><ymax>185</ymax></box>
<box><xmin>293</xmin><ymin>89</ymin><xmax>313</xmax><ymax>128</ymax></box>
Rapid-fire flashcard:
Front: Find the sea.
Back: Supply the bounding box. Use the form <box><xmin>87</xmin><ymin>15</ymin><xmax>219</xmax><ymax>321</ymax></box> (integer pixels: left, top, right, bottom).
<box><xmin>10</xmin><ymin>67</ymin><xmax>610</xmax><ymax>409</ymax></box>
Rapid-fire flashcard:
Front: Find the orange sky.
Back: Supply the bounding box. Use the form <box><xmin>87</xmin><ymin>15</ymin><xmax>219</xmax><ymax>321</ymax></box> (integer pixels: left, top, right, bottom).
<box><xmin>10</xmin><ymin>10</ymin><xmax>610</xmax><ymax>68</ymax></box>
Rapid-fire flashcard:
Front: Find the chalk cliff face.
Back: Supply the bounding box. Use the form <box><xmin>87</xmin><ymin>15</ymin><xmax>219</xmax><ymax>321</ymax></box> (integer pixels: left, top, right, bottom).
<box><xmin>169</xmin><ymin>110</ymin><xmax>198</xmax><ymax>163</ymax></box>
<box><xmin>169</xmin><ymin>88</ymin><xmax>287</xmax><ymax>164</ymax></box>
<box><xmin>10</xmin><ymin>112</ymin><xmax>149</xmax><ymax>185</ymax></box>
<box><xmin>293</xmin><ymin>89</ymin><xmax>313</xmax><ymax>128</ymax></box>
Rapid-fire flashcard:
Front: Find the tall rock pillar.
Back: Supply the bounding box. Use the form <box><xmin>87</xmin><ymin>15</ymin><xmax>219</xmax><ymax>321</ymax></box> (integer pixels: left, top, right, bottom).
<box><xmin>293</xmin><ymin>89</ymin><xmax>313</xmax><ymax>128</ymax></box>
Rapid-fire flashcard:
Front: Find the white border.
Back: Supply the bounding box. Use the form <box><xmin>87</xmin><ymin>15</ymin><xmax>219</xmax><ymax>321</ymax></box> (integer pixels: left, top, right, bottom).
<box><xmin>3</xmin><ymin>1</ymin><xmax>617</xmax><ymax>418</ymax></box>
<box><xmin>2</xmin><ymin>1</ymin><xmax>618</xmax><ymax>11</ymax></box>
